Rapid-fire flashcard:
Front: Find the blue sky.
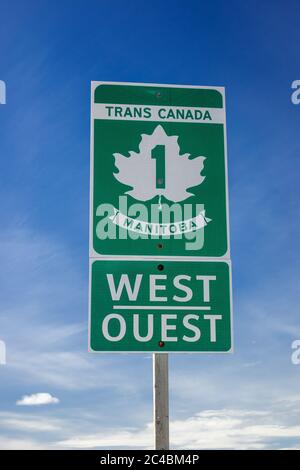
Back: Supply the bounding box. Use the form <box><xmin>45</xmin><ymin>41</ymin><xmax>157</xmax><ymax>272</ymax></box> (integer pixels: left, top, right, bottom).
<box><xmin>0</xmin><ymin>0</ymin><xmax>300</xmax><ymax>449</ymax></box>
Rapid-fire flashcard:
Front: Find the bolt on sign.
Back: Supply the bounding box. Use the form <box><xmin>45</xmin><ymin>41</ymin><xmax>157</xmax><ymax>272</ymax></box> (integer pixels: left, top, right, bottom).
<box><xmin>90</xmin><ymin>82</ymin><xmax>230</xmax><ymax>258</ymax></box>
<box><xmin>89</xmin><ymin>260</ymin><xmax>232</xmax><ymax>353</ymax></box>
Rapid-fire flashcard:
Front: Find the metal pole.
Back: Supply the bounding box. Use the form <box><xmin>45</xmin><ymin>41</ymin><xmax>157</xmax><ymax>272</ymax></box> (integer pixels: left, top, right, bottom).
<box><xmin>153</xmin><ymin>353</ymin><xmax>169</xmax><ymax>450</ymax></box>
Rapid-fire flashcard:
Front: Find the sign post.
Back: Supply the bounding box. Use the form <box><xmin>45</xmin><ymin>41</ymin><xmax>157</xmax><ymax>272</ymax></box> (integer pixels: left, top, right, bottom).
<box><xmin>89</xmin><ymin>81</ymin><xmax>232</xmax><ymax>449</ymax></box>
<box><xmin>153</xmin><ymin>353</ymin><xmax>169</xmax><ymax>450</ymax></box>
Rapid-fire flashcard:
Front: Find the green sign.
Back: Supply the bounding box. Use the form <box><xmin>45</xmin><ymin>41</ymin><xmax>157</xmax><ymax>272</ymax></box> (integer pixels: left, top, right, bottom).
<box><xmin>89</xmin><ymin>259</ymin><xmax>232</xmax><ymax>353</ymax></box>
<box><xmin>90</xmin><ymin>82</ymin><xmax>229</xmax><ymax>258</ymax></box>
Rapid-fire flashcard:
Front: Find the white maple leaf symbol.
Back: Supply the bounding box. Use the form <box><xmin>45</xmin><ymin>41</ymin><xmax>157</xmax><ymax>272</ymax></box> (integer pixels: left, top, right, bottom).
<box><xmin>113</xmin><ymin>125</ymin><xmax>206</xmax><ymax>202</ymax></box>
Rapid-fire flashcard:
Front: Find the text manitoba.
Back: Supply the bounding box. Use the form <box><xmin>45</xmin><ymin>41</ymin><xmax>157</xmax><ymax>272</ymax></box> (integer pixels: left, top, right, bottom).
<box><xmin>95</xmin><ymin>197</ymin><xmax>210</xmax><ymax>249</ymax></box>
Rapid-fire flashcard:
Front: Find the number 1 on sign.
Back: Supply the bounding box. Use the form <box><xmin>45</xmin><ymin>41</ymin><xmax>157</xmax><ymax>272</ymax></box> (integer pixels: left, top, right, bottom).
<box><xmin>151</xmin><ymin>145</ymin><xmax>166</xmax><ymax>189</ymax></box>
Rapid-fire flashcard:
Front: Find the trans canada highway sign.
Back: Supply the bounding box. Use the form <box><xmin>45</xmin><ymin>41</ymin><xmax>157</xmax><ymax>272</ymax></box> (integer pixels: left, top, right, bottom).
<box><xmin>89</xmin><ymin>82</ymin><xmax>232</xmax><ymax>354</ymax></box>
<box><xmin>90</xmin><ymin>82</ymin><xmax>230</xmax><ymax>258</ymax></box>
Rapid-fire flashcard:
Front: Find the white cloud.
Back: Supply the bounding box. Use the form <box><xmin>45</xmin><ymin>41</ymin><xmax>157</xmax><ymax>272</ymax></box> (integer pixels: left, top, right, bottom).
<box><xmin>0</xmin><ymin>437</ymin><xmax>45</xmax><ymax>450</ymax></box>
<box><xmin>1</xmin><ymin>403</ymin><xmax>300</xmax><ymax>450</ymax></box>
<box><xmin>0</xmin><ymin>412</ymin><xmax>61</xmax><ymax>432</ymax></box>
<box><xmin>56</xmin><ymin>407</ymin><xmax>300</xmax><ymax>450</ymax></box>
<box><xmin>16</xmin><ymin>393</ymin><xmax>59</xmax><ymax>406</ymax></box>
<box><xmin>58</xmin><ymin>426</ymin><xmax>152</xmax><ymax>450</ymax></box>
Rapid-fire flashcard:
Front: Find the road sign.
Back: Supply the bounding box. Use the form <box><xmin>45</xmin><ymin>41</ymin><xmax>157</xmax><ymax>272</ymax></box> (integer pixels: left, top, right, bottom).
<box><xmin>90</xmin><ymin>82</ymin><xmax>230</xmax><ymax>258</ymax></box>
<box><xmin>89</xmin><ymin>259</ymin><xmax>232</xmax><ymax>353</ymax></box>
